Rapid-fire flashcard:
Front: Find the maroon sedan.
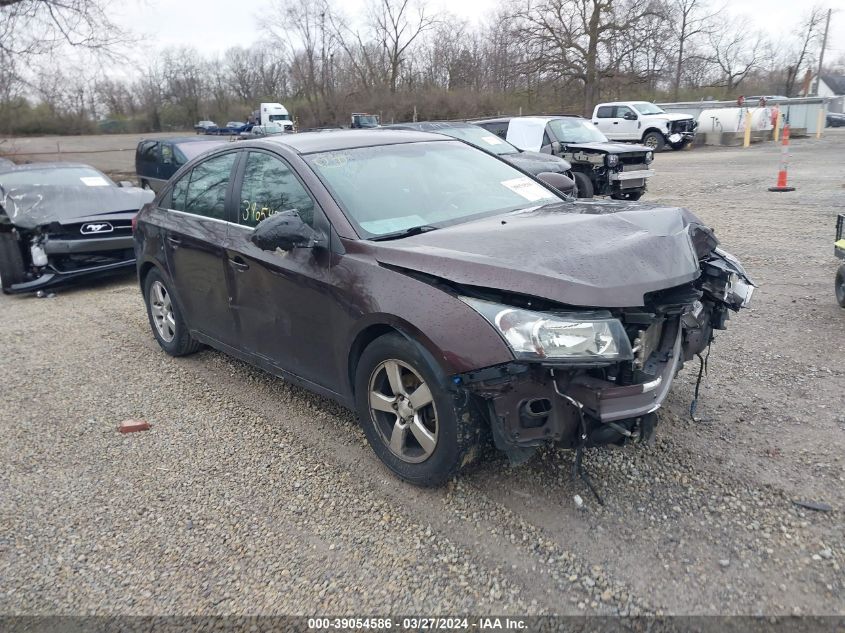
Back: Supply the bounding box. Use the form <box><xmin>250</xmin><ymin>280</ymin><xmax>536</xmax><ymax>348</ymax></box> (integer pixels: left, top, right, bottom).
<box><xmin>133</xmin><ymin>130</ymin><xmax>753</xmax><ymax>486</ymax></box>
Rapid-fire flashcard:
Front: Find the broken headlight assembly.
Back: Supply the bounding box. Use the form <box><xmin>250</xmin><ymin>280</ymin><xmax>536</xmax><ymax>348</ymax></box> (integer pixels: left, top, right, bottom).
<box><xmin>461</xmin><ymin>297</ymin><xmax>633</xmax><ymax>363</ymax></box>
<box><xmin>604</xmin><ymin>154</ymin><xmax>619</xmax><ymax>168</ymax></box>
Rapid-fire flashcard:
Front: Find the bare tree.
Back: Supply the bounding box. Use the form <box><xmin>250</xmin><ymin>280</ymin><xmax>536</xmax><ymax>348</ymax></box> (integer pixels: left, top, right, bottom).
<box><xmin>707</xmin><ymin>19</ymin><xmax>762</xmax><ymax>94</ymax></box>
<box><xmin>0</xmin><ymin>0</ymin><xmax>130</xmax><ymax>59</ymax></box>
<box><xmin>369</xmin><ymin>0</ymin><xmax>439</xmax><ymax>93</ymax></box>
<box><xmin>782</xmin><ymin>6</ymin><xmax>826</xmax><ymax>97</ymax></box>
<box><xmin>666</xmin><ymin>0</ymin><xmax>720</xmax><ymax>100</ymax></box>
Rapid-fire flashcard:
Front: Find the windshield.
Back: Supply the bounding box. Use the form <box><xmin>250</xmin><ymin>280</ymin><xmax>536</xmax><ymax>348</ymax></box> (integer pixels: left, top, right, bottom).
<box><xmin>0</xmin><ymin>167</ymin><xmax>114</xmax><ymax>188</ymax></box>
<box><xmin>356</xmin><ymin>116</ymin><xmax>379</xmax><ymax>128</ymax></box>
<box><xmin>435</xmin><ymin>126</ymin><xmax>518</xmax><ymax>156</ymax></box>
<box><xmin>632</xmin><ymin>102</ymin><xmax>665</xmax><ymax>115</ymax></box>
<box><xmin>305</xmin><ymin>141</ymin><xmax>561</xmax><ymax>238</ymax></box>
<box><xmin>547</xmin><ymin>118</ymin><xmax>609</xmax><ymax>143</ymax></box>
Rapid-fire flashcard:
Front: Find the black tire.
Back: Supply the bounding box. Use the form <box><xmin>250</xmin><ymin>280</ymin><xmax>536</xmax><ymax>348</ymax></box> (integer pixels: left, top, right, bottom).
<box><xmin>669</xmin><ymin>140</ymin><xmax>688</xmax><ymax>151</ymax></box>
<box><xmin>643</xmin><ymin>131</ymin><xmax>666</xmax><ymax>152</ymax></box>
<box><xmin>571</xmin><ymin>171</ymin><xmax>594</xmax><ymax>199</ymax></box>
<box><xmin>143</xmin><ymin>268</ymin><xmax>202</xmax><ymax>356</ymax></box>
<box><xmin>0</xmin><ymin>232</ymin><xmax>26</xmax><ymax>292</ymax></box>
<box><xmin>836</xmin><ymin>264</ymin><xmax>845</xmax><ymax>308</ymax></box>
<box><xmin>354</xmin><ymin>333</ymin><xmax>483</xmax><ymax>486</ymax></box>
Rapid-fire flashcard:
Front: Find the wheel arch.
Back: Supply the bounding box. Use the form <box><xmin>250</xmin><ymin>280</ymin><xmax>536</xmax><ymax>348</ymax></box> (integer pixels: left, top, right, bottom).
<box><xmin>642</xmin><ymin>127</ymin><xmax>666</xmax><ymax>141</ymax></box>
<box><xmin>346</xmin><ymin>317</ymin><xmax>456</xmax><ymax>400</ymax></box>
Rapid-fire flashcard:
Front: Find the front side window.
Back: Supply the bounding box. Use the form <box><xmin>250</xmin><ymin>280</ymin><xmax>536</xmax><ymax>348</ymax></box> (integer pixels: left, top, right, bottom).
<box><xmin>305</xmin><ymin>141</ymin><xmax>560</xmax><ymax>238</ymax></box>
<box><xmin>616</xmin><ymin>106</ymin><xmax>635</xmax><ymax>119</ymax></box>
<box><xmin>170</xmin><ymin>152</ymin><xmax>237</xmax><ymax>219</ymax></box>
<box><xmin>238</xmin><ymin>152</ymin><xmax>315</xmax><ymax>228</ymax></box>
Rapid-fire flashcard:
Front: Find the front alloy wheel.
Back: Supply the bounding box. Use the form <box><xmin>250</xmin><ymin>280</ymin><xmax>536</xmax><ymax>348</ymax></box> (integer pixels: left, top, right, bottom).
<box><xmin>368</xmin><ymin>359</ymin><xmax>438</xmax><ymax>463</ymax></box>
<box><xmin>354</xmin><ymin>333</ymin><xmax>482</xmax><ymax>486</ymax></box>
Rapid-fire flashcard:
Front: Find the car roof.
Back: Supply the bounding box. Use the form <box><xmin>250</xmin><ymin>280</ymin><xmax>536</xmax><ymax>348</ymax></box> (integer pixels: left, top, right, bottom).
<box><xmin>0</xmin><ymin>162</ymin><xmax>99</xmax><ymax>172</ymax></box>
<box><xmin>254</xmin><ymin>129</ymin><xmax>450</xmax><ymax>154</ymax></box>
<box><xmin>142</xmin><ymin>137</ymin><xmax>221</xmax><ymax>145</ymax></box>
<box><xmin>389</xmin><ymin>121</ymin><xmax>478</xmax><ymax>131</ymax></box>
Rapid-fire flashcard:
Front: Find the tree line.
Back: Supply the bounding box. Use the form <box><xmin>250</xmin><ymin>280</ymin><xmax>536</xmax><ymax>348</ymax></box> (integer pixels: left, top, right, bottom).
<box><xmin>0</xmin><ymin>0</ymin><xmax>839</xmax><ymax>135</ymax></box>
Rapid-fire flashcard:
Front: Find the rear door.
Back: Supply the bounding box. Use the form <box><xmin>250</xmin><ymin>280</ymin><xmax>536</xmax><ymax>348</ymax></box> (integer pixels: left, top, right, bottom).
<box><xmin>136</xmin><ymin>141</ymin><xmax>159</xmax><ymax>188</ymax></box>
<box><xmin>225</xmin><ymin>150</ymin><xmax>339</xmax><ymax>388</ymax></box>
<box><xmin>162</xmin><ymin>150</ymin><xmax>240</xmax><ymax>346</ymax></box>
<box><xmin>593</xmin><ymin>105</ymin><xmax>616</xmax><ymax>136</ymax></box>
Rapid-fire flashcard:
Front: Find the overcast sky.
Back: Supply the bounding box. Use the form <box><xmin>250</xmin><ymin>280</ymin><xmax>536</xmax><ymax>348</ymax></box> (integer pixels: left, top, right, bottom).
<box><xmin>116</xmin><ymin>0</ymin><xmax>843</xmax><ymax>67</ymax></box>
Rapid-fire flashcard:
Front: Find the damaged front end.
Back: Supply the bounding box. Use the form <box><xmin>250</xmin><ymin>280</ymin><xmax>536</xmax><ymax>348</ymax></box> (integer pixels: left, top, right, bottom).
<box><xmin>453</xmin><ymin>226</ymin><xmax>753</xmax><ymax>464</ymax></box>
<box><xmin>0</xmin><ymin>181</ymin><xmax>151</xmax><ymax>294</ymax></box>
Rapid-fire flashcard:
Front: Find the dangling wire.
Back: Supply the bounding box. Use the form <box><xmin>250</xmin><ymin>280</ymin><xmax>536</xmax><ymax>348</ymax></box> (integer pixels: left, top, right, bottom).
<box><xmin>689</xmin><ymin>342</ymin><xmax>712</xmax><ymax>422</ymax></box>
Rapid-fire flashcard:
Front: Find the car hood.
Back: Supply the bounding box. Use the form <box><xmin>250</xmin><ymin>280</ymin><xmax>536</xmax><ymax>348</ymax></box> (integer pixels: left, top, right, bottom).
<box><xmin>649</xmin><ymin>112</ymin><xmax>695</xmax><ymax>122</ymax></box>
<box><xmin>0</xmin><ymin>184</ymin><xmax>154</xmax><ymax>229</ymax></box>
<box><xmin>504</xmin><ymin>151</ymin><xmax>572</xmax><ymax>174</ymax></box>
<box><xmin>370</xmin><ymin>201</ymin><xmax>702</xmax><ymax>308</ymax></box>
<box><xmin>563</xmin><ymin>141</ymin><xmax>652</xmax><ymax>154</ymax></box>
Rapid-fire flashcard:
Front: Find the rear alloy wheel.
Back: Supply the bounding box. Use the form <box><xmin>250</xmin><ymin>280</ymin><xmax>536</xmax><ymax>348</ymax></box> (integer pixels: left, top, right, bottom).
<box><xmin>836</xmin><ymin>264</ymin><xmax>845</xmax><ymax>308</ymax></box>
<box><xmin>643</xmin><ymin>131</ymin><xmax>666</xmax><ymax>152</ymax></box>
<box><xmin>143</xmin><ymin>269</ymin><xmax>202</xmax><ymax>356</ymax></box>
<box><xmin>355</xmin><ymin>333</ymin><xmax>482</xmax><ymax>486</ymax></box>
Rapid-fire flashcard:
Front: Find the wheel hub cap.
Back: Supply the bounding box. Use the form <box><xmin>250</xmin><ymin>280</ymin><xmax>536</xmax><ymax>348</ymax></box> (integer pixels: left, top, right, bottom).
<box><xmin>368</xmin><ymin>359</ymin><xmax>438</xmax><ymax>464</ymax></box>
<box><xmin>149</xmin><ymin>280</ymin><xmax>176</xmax><ymax>343</ymax></box>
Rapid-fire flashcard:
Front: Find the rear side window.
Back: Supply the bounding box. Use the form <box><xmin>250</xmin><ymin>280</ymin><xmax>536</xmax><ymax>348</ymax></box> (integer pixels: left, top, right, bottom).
<box><xmin>170</xmin><ymin>152</ymin><xmax>238</xmax><ymax>220</ymax></box>
<box><xmin>237</xmin><ymin>152</ymin><xmax>315</xmax><ymax>228</ymax></box>
<box><xmin>478</xmin><ymin>121</ymin><xmax>508</xmax><ymax>139</ymax></box>
<box><xmin>596</xmin><ymin>106</ymin><xmax>614</xmax><ymax>118</ymax></box>
<box><xmin>138</xmin><ymin>141</ymin><xmax>157</xmax><ymax>162</ymax></box>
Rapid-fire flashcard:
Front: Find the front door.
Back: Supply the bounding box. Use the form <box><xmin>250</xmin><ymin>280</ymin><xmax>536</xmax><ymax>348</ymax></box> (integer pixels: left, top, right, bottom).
<box><xmin>614</xmin><ymin>105</ymin><xmax>640</xmax><ymax>140</ymax></box>
<box><xmin>225</xmin><ymin>150</ymin><xmax>340</xmax><ymax>389</ymax></box>
<box><xmin>163</xmin><ymin>150</ymin><xmax>240</xmax><ymax>345</ymax></box>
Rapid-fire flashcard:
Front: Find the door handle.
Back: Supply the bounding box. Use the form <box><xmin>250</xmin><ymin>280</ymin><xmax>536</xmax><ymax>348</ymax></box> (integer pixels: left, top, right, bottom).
<box><xmin>613</xmin><ymin>121</ymin><xmax>619</xmax><ymax>125</ymax></box>
<box><xmin>166</xmin><ymin>235</ymin><xmax>181</xmax><ymax>247</ymax></box>
<box><xmin>228</xmin><ymin>256</ymin><xmax>249</xmax><ymax>272</ymax></box>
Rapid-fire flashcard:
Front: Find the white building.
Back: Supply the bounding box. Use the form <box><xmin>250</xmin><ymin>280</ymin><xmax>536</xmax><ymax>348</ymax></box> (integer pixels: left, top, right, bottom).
<box><xmin>818</xmin><ymin>75</ymin><xmax>845</xmax><ymax>113</ymax></box>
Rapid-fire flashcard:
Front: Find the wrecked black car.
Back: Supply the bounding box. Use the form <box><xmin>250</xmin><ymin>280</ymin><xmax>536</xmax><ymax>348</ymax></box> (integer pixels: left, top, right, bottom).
<box><xmin>134</xmin><ymin>130</ymin><xmax>753</xmax><ymax>487</ymax></box>
<box><xmin>388</xmin><ymin>121</ymin><xmax>576</xmax><ymax>195</ymax></box>
<box><xmin>473</xmin><ymin>116</ymin><xmax>654</xmax><ymax>201</ymax></box>
<box><xmin>0</xmin><ymin>162</ymin><xmax>154</xmax><ymax>294</ymax></box>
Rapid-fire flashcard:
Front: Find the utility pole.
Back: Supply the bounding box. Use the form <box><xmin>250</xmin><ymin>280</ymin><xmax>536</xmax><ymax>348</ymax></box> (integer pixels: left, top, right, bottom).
<box><xmin>815</xmin><ymin>8</ymin><xmax>832</xmax><ymax>95</ymax></box>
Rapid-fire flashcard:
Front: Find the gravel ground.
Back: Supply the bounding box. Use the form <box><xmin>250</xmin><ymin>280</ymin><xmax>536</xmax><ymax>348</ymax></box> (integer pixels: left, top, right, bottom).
<box><xmin>0</xmin><ymin>130</ymin><xmax>843</xmax><ymax>617</ymax></box>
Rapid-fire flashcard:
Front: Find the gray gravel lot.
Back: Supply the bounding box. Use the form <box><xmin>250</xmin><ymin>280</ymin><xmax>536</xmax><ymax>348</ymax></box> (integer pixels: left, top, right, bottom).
<box><xmin>1</xmin><ymin>130</ymin><xmax>843</xmax><ymax>616</ymax></box>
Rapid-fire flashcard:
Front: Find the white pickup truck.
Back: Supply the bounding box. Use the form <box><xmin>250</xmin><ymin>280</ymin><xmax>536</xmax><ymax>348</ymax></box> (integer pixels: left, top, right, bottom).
<box><xmin>591</xmin><ymin>102</ymin><xmax>697</xmax><ymax>151</ymax></box>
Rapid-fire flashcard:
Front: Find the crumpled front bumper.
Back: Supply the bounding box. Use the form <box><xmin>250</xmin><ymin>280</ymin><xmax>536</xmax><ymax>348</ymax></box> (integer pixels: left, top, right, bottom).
<box><xmin>456</xmin><ymin>316</ymin><xmax>683</xmax><ymax>458</ymax></box>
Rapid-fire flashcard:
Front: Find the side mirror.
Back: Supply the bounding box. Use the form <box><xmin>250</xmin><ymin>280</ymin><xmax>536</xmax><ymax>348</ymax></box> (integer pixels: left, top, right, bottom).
<box><xmin>537</xmin><ymin>172</ymin><xmax>576</xmax><ymax>196</ymax></box>
<box><xmin>623</xmin><ymin>112</ymin><xmax>638</xmax><ymax>121</ymax></box>
<box><xmin>250</xmin><ymin>210</ymin><xmax>320</xmax><ymax>252</ymax></box>
<box><xmin>550</xmin><ymin>141</ymin><xmax>562</xmax><ymax>154</ymax></box>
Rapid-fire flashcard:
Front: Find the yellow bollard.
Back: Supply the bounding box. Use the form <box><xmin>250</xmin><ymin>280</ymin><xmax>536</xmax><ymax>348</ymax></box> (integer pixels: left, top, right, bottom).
<box><xmin>773</xmin><ymin>112</ymin><xmax>780</xmax><ymax>142</ymax></box>
<box><xmin>743</xmin><ymin>111</ymin><xmax>752</xmax><ymax>147</ymax></box>
<box><xmin>816</xmin><ymin>109</ymin><xmax>824</xmax><ymax>139</ymax></box>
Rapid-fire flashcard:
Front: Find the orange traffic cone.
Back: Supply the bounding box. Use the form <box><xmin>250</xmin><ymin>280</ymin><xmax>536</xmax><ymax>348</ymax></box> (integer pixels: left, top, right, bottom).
<box><xmin>768</xmin><ymin>123</ymin><xmax>795</xmax><ymax>192</ymax></box>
